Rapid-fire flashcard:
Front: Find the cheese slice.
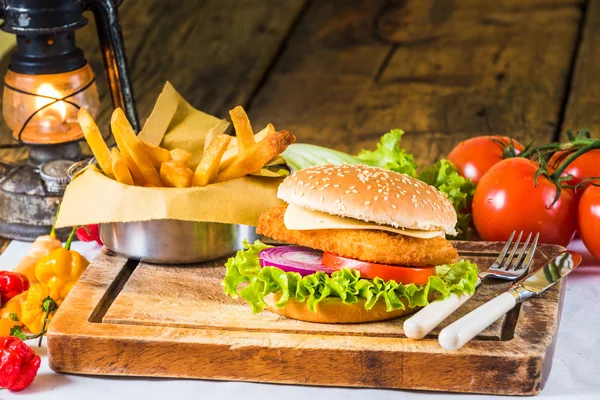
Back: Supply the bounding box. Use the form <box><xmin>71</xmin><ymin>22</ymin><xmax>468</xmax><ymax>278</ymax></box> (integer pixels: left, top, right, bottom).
<box><xmin>283</xmin><ymin>204</ymin><xmax>444</xmax><ymax>239</ymax></box>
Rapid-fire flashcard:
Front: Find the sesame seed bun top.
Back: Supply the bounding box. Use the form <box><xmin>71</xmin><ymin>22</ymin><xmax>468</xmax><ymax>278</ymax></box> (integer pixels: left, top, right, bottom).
<box><xmin>277</xmin><ymin>164</ymin><xmax>457</xmax><ymax>235</ymax></box>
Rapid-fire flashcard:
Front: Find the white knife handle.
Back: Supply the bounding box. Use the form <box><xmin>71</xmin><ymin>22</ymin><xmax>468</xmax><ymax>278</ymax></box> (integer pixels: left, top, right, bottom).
<box><xmin>404</xmin><ymin>292</ymin><xmax>473</xmax><ymax>339</ymax></box>
<box><xmin>438</xmin><ymin>291</ymin><xmax>517</xmax><ymax>350</ymax></box>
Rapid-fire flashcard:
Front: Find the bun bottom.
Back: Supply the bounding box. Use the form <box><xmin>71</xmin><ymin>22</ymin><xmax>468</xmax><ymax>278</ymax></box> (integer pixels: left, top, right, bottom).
<box><xmin>264</xmin><ymin>293</ymin><xmax>419</xmax><ymax>323</ymax></box>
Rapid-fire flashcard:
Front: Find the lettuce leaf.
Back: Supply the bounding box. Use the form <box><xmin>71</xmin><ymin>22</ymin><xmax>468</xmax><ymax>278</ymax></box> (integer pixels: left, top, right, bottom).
<box><xmin>355</xmin><ymin>130</ymin><xmax>476</xmax><ymax>237</ymax></box>
<box><xmin>418</xmin><ymin>159</ymin><xmax>476</xmax><ymax>238</ymax></box>
<box><xmin>282</xmin><ymin>143</ymin><xmax>362</xmax><ymax>172</ymax></box>
<box><xmin>223</xmin><ymin>240</ymin><xmax>479</xmax><ymax>314</ymax></box>
<box><xmin>356</xmin><ymin>129</ymin><xmax>418</xmax><ymax>177</ymax></box>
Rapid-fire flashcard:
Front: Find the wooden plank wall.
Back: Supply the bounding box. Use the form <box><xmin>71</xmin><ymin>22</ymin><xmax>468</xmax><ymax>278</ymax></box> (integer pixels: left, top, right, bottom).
<box><xmin>562</xmin><ymin>0</ymin><xmax>599</xmax><ymax>137</ymax></box>
<box><xmin>248</xmin><ymin>0</ymin><xmax>585</xmax><ymax>164</ymax></box>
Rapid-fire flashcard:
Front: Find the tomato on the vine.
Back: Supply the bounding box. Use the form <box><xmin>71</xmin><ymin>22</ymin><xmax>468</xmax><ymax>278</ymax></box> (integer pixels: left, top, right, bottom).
<box><xmin>579</xmin><ymin>186</ymin><xmax>600</xmax><ymax>259</ymax></box>
<box><xmin>472</xmin><ymin>158</ymin><xmax>577</xmax><ymax>246</ymax></box>
<box><xmin>549</xmin><ymin>148</ymin><xmax>600</xmax><ymax>188</ymax></box>
<box><xmin>447</xmin><ymin>136</ymin><xmax>524</xmax><ymax>185</ymax></box>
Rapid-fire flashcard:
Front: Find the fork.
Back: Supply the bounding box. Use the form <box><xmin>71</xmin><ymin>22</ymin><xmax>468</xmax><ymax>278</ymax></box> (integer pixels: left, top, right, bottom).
<box><xmin>403</xmin><ymin>231</ymin><xmax>540</xmax><ymax>339</ymax></box>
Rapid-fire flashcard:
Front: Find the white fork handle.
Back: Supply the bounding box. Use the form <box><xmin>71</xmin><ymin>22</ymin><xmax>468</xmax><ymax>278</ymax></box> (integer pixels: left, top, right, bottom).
<box><xmin>404</xmin><ymin>292</ymin><xmax>473</xmax><ymax>339</ymax></box>
<box><xmin>438</xmin><ymin>292</ymin><xmax>517</xmax><ymax>350</ymax></box>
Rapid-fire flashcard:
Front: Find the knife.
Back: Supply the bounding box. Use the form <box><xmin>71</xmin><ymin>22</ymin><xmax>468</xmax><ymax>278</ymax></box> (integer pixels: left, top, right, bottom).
<box><xmin>438</xmin><ymin>250</ymin><xmax>582</xmax><ymax>351</ymax></box>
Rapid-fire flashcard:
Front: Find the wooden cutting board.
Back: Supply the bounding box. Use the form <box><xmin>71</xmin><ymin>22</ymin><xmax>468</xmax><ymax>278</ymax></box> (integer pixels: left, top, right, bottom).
<box><xmin>47</xmin><ymin>241</ymin><xmax>566</xmax><ymax>395</ymax></box>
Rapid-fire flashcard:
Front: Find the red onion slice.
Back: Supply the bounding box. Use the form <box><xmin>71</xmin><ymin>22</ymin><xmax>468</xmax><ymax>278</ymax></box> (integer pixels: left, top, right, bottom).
<box><xmin>259</xmin><ymin>246</ymin><xmax>334</xmax><ymax>276</ymax></box>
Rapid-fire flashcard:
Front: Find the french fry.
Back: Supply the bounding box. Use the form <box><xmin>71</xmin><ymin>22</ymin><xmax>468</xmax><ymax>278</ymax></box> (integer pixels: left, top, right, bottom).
<box><xmin>78</xmin><ymin>108</ymin><xmax>114</xmax><ymax>178</ymax></box>
<box><xmin>110</xmin><ymin>148</ymin><xmax>134</xmax><ymax>185</ymax></box>
<box><xmin>229</xmin><ymin>106</ymin><xmax>255</xmax><ymax>154</ymax></box>
<box><xmin>219</xmin><ymin>123</ymin><xmax>274</xmax><ymax>172</ymax></box>
<box><xmin>170</xmin><ymin>148</ymin><xmax>192</xmax><ymax>165</ymax></box>
<box><xmin>160</xmin><ymin>160</ymin><xmax>193</xmax><ymax>188</ymax></box>
<box><xmin>142</xmin><ymin>142</ymin><xmax>172</xmax><ymax>169</ymax></box>
<box><xmin>203</xmin><ymin>129</ymin><xmax>220</xmax><ymax>154</ymax></box>
<box><xmin>193</xmin><ymin>134</ymin><xmax>231</xmax><ymax>186</ymax></box>
<box><xmin>216</xmin><ymin>129</ymin><xmax>295</xmax><ymax>182</ymax></box>
<box><xmin>111</xmin><ymin>108</ymin><xmax>163</xmax><ymax>187</ymax></box>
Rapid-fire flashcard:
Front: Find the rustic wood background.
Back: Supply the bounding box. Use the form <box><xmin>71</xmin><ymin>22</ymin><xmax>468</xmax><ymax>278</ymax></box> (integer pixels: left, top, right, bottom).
<box><xmin>1</xmin><ymin>0</ymin><xmax>596</xmax><ymax>163</ymax></box>
<box><xmin>0</xmin><ymin>0</ymin><xmax>596</xmax><ymax>246</ymax></box>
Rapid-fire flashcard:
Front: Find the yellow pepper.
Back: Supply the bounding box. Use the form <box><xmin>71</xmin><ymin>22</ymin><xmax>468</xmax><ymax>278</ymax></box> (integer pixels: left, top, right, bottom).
<box><xmin>13</xmin><ymin>207</ymin><xmax>63</xmax><ymax>283</ymax></box>
<box><xmin>34</xmin><ymin>228</ymin><xmax>89</xmax><ymax>302</ymax></box>
<box><xmin>0</xmin><ymin>291</ymin><xmax>28</xmax><ymax>326</ymax></box>
<box><xmin>21</xmin><ymin>283</ymin><xmax>58</xmax><ymax>334</ymax></box>
<box><xmin>0</xmin><ymin>317</ymin><xmax>19</xmax><ymax>336</ymax></box>
<box><xmin>14</xmin><ymin>235</ymin><xmax>62</xmax><ymax>284</ymax></box>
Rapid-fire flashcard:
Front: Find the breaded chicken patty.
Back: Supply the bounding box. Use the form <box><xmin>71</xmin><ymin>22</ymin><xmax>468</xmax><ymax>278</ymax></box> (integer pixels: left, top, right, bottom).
<box><xmin>257</xmin><ymin>206</ymin><xmax>458</xmax><ymax>267</ymax></box>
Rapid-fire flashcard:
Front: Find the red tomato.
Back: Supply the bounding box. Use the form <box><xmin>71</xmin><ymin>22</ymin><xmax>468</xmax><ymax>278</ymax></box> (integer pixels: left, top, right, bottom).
<box><xmin>322</xmin><ymin>252</ymin><xmax>436</xmax><ymax>284</ymax></box>
<box><xmin>578</xmin><ymin>186</ymin><xmax>600</xmax><ymax>259</ymax></box>
<box><xmin>472</xmin><ymin>158</ymin><xmax>577</xmax><ymax>247</ymax></box>
<box><xmin>447</xmin><ymin>136</ymin><xmax>524</xmax><ymax>184</ymax></box>
<box><xmin>549</xmin><ymin>149</ymin><xmax>600</xmax><ymax>188</ymax></box>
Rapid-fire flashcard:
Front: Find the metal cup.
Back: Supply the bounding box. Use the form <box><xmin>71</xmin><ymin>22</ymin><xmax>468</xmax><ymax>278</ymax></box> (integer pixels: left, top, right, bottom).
<box><xmin>100</xmin><ymin>220</ymin><xmax>258</xmax><ymax>264</ymax></box>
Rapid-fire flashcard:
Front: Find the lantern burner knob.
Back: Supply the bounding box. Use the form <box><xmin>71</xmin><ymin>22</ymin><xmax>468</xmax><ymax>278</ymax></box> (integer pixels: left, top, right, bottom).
<box><xmin>39</xmin><ymin>160</ymin><xmax>73</xmax><ymax>194</ymax></box>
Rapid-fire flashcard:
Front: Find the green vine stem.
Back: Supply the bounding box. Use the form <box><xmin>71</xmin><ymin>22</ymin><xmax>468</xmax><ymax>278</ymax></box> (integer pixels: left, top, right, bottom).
<box><xmin>63</xmin><ymin>227</ymin><xmax>77</xmax><ymax>251</ymax></box>
<box><xmin>550</xmin><ymin>139</ymin><xmax>600</xmax><ymax>182</ymax></box>
<box><xmin>520</xmin><ymin>137</ymin><xmax>596</xmax><ymax>159</ymax></box>
<box><xmin>49</xmin><ymin>204</ymin><xmax>61</xmax><ymax>238</ymax></box>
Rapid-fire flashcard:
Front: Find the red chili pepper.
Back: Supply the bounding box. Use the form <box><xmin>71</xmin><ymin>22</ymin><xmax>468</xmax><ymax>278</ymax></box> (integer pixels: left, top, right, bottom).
<box><xmin>0</xmin><ymin>336</ymin><xmax>41</xmax><ymax>391</ymax></box>
<box><xmin>75</xmin><ymin>224</ymin><xmax>102</xmax><ymax>245</ymax></box>
<box><xmin>0</xmin><ymin>271</ymin><xmax>30</xmax><ymax>304</ymax></box>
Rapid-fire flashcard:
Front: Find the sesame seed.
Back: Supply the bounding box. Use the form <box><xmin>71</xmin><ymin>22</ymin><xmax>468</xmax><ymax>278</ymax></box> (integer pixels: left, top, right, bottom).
<box><xmin>352</xmin><ymin>189</ymin><xmax>358</xmax><ymax>194</ymax></box>
<box><xmin>395</xmin><ymin>193</ymin><xmax>400</xmax><ymax>198</ymax></box>
<box><xmin>384</xmin><ymin>196</ymin><xmax>388</xmax><ymax>200</ymax></box>
<box><xmin>333</xmin><ymin>184</ymin><xmax>340</xmax><ymax>188</ymax></box>
<box><xmin>391</xmin><ymin>204</ymin><xmax>397</xmax><ymax>209</ymax></box>
<box><xmin>320</xmin><ymin>196</ymin><xmax>324</xmax><ymax>202</ymax></box>
<box><xmin>374</xmin><ymin>196</ymin><xmax>379</xmax><ymax>201</ymax></box>
<box><xmin>364</xmin><ymin>201</ymin><xmax>371</xmax><ymax>205</ymax></box>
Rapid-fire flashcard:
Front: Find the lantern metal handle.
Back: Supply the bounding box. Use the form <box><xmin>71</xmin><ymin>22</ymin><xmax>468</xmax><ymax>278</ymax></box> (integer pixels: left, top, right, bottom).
<box><xmin>83</xmin><ymin>0</ymin><xmax>139</xmax><ymax>132</ymax></box>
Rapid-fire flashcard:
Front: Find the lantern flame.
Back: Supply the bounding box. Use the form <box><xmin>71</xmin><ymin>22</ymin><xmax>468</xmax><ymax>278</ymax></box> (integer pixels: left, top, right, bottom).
<box><xmin>35</xmin><ymin>83</ymin><xmax>67</xmax><ymax>121</ymax></box>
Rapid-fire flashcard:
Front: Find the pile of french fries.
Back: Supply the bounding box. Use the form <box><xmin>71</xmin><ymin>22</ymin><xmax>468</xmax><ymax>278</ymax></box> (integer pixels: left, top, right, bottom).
<box><xmin>78</xmin><ymin>106</ymin><xmax>295</xmax><ymax>188</ymax></box>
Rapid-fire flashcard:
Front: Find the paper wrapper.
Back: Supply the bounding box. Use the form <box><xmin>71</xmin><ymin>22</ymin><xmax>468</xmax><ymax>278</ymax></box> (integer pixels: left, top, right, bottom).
<box><xmin>56</xmin><ymin>82</ymin><xmax>284</xmax><ymax>228</ymax></box>
<box><xmin>138</xmin><ymin>82</ymin><xmax>230</xmax><ymax>167</ymax></box>
<box><xmin>56</xmin><ymin>166</ymin><xmax>284</xmax><ymax>228</ymax></box>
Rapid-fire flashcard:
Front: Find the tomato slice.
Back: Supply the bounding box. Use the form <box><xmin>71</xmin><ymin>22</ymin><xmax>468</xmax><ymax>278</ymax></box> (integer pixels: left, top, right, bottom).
<box><xmin>322</xmin><ymin>252</ymin><xmax>436</xmax><ymax>285</ymax></box>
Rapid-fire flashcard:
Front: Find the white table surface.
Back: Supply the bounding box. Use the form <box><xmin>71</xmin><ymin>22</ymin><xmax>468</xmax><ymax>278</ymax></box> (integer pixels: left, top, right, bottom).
<box><xmin>0</xmin><ymin>240</ymin><xmax>598</xmax><ymax>400</ymax></box>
